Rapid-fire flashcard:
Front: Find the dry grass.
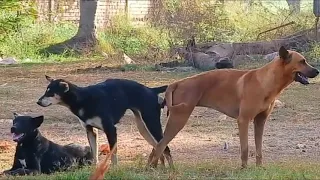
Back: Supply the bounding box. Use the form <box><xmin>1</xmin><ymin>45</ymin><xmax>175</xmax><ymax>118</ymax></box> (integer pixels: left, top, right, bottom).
<box><xmin>1</xmin><ymin>60</ymin><xmax>320</xmax><ymax>179</ymax></box>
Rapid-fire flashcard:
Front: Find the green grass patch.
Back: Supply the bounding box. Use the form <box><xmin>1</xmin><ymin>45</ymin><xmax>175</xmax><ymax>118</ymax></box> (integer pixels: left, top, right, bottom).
<box><xmin>120</xmin><ymin>64</ymin><xmax>156</xmax><ymax>72</ymax></box>
<box><xmin>5</xmin><ymin>161</ymin><xmax>320</xmax><ymax>180</ymax></box>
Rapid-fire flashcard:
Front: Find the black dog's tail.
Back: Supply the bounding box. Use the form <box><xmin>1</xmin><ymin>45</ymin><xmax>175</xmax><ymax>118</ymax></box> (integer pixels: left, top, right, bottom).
<box><xmin>150</xmin><ymin>85</ymin><xmax>168</xmax><ymax>94</ymax></box>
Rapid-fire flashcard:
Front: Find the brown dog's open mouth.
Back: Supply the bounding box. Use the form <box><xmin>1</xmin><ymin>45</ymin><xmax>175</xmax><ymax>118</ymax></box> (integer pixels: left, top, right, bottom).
<box><xmin>295</xmin><ymin>72</ymin><xmax>309</xmax><ymax>85</ymax></box>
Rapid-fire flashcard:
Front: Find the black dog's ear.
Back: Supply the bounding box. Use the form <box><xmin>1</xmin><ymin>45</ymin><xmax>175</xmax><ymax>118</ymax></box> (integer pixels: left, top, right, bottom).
<box><xmin>45</xmin><ymin>75</ymin><xmax>54</xmax><ymax>83</ymax></box>
<box><xmin>13</xmin><ymin>112</ymin><xmax>22</xmax><ymax>118</ymax></box>
<box><xmin>32</xmin><ymin>115</ymin><xmax>44</xmax><ymax>128</ymax></box>
<box><xmin>59</xmin><ymin>82</ymin><xmax>69</xmax><ymax>93</ymax></box>
<box><xmin>279</xmin><ymin>46</ymin><xmax>291</xmax><ymax>63</ymax></box>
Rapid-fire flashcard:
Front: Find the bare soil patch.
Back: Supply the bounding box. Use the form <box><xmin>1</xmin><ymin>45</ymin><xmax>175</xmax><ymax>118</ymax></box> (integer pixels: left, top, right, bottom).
<box><xmin>1</xmin><ymin>62</ymin><xmax>320</xmax><ymax>171</ymax></box>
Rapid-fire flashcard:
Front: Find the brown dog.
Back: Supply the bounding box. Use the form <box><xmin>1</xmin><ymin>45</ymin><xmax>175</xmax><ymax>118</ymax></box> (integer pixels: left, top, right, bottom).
<box><xmin>148</xmin><ymin>46</ymin><xmax>319</xmax><ymax>168</ymax></box>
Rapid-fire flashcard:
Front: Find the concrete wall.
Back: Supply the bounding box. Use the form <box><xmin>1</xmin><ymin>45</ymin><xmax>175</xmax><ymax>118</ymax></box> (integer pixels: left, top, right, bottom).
<box><xmin>36</xmin><ymin>0</ymin><xmax>159</xmax><ymax>27</ymax></box>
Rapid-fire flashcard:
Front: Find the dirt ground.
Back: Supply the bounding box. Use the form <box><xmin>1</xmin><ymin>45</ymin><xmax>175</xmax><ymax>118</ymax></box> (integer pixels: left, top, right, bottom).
<box><xmin>1</xmin><ymin>61</ymin><xmax>320</xmax><ymax>172</ymax></box>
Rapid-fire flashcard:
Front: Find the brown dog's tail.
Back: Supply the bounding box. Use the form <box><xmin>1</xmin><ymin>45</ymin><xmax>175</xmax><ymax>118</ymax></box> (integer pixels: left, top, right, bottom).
<box><xmin>89</xmin><ymin>144</ymin><xmax>117</xmax><ymax>180</ymax></box>
<box><xmin>165</xmin><ymin>83</ymin><xmax>177</xmax><ymax>108</ymax></box>
<box><xmin>163</xmin><ymin>83</ymin><xmax>179</xmax><ymax>117</ymax></box>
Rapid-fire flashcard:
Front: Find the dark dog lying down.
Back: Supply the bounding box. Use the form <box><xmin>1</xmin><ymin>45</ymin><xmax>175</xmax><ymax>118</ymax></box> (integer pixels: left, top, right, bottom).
<box><xmin>2</xmin><ymin>113</ymin><xmax>93</xmax><ymax>176</ymax></box>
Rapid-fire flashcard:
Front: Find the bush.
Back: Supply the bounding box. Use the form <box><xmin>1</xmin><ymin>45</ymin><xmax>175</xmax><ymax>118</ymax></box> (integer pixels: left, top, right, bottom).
<box><xmin>0</xmin><ymin>22</ymin><xmax>78</xmax><ymax>62</ymax></box>
<box><xmin>156</xmin><ymin>0</ymin><xmax>315</xmax><ymax>43</ymax></box>
<box><xmin>304</xmin><ymin>43</ymin><xmax>320</xmax><ymax>63</ymax></box>
<box><xmin>98</xmin><ymin>14</ymin><xmax>171</xmax><ymax>60</ymax></box>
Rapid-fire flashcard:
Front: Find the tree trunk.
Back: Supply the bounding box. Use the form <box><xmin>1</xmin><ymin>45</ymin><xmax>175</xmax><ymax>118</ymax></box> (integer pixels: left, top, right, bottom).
<box><xmin>244</xmin><ymin>0</ymin><xmax>254</xmax><ymax>13</ymax></box>
<box><xmin>286</xmin><ymin>0</ymin><xmax>300</xmax><ymax>14</ymax></box>
<box><xmin>75</xmin><ymin>0</ymin><xmax>98</xmax><ymax>41</ymax></box>
<box><xmin>40</xmin><ymin>0</ymin><xmax>98</xmax><ymax>55</ymax></box>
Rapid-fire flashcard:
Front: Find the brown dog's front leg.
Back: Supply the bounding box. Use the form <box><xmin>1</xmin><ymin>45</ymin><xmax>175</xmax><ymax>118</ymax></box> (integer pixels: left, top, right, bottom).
<box><xmin>254</xmin><ymin>110</ymin><xmax>271</xmax><ymax>167</ymax></box>
<box><xmin>237</xmin><ymin>117</ymin><xmax>249</xmax><ymax>169</ymax></box>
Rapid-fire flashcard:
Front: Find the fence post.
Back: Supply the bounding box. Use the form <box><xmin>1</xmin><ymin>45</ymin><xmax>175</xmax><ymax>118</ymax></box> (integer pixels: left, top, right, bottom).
<box><xmin>314</xmin><ymin>0</ymin><xmax>320</xmax><ymax>41</ymax></box>
<box><xmin>125</xmin><ymin>0</ymin><xmax>129</xmax><ymax>20</ymax></box>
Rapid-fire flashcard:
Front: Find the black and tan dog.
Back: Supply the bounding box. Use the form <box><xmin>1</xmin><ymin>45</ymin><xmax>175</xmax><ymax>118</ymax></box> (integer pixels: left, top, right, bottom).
<box><xmin>37</xmin><ymin>77</ymin><xmax>172</xmax><ymax>167</ymax></box>
<box><xmin>148</xmin><ymin>46</ymin><xmax>319</xmax><ymax>168</ymax></box>
<box><xmin>2</xmin><ymin>113</ymin><xmax>93</xmax><ymax>176</ymax></box>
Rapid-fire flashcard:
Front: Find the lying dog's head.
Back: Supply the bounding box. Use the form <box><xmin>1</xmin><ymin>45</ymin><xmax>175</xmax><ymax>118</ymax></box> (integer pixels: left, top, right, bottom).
<box><xmin>37</xmin><ymin>75</ymin><xmax>70</xmax><ymax>107</ymax></box>
<box><xmin>279</xmin><ymin>46</ymin><xmax>319</xmax><ymax>85</ymax></box>
<box><xmin>11</xmin><ymin>113</ymin><xmax>44</xmax><ymax>143</ymax></box>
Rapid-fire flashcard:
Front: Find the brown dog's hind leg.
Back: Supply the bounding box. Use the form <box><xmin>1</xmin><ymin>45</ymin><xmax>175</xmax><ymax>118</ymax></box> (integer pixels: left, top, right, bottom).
<box><xmin>237</xmin><ymin>117</ymin><xmax>250</xmax><ymax>169</ymax></box>
<box><xmin>150</xmin><ymin>105</ymin><xmax>193</xmax><ymax>168</ymax></box>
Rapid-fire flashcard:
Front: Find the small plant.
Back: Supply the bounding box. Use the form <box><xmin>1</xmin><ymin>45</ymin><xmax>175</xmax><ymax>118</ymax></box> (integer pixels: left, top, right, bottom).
<box><xmin>304</xmin><ymin>43</ymin><xmax>320</xmax><ymax>63</ymax></box>
<box><xmin>120</xmin><ymin>64</ymin><xmax>156</xmax><ymax>71</ymax></box>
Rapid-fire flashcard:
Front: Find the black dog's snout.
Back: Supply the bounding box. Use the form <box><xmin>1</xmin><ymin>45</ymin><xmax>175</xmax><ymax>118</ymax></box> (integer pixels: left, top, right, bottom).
<box><xmin>36</xmin><ymin>100</ymin><xmax>42</xmax><ymax>106</ymax></box>
<box><xmin>11</xmin><ymin>127</ymin><xmax>16</xmax><ymax>133</ymax></box>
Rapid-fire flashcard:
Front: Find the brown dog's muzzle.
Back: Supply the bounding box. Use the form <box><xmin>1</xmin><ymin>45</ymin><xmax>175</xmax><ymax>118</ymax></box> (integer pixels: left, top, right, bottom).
<box><xmin>306</xmin><ymin>68</ymin><xmax>320</xmax><ymax>78</ymax></box>
<box><xmin>296</xmin><ymin>66</ymin><xmax>319</xmax><ymax>85</ymax></box>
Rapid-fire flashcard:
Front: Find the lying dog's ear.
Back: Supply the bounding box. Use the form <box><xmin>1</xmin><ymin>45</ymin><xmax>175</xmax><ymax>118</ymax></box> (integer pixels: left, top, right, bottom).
<box><xmin>13</xmin><ymin>112</ymin><xmax>21</xmax><ymax>118</ymax></box>
<box><xmin>32</xmin><ymin>115</ymin><xmax>44</xmax><ymax>128</ymax></box>
<box><xmin>45</xmin><ymin>75</ymin><xmax>54</xmax><ymax>83</ymax></box>
<box><xmin>59</xmin><ymin>82</ymin><xmax>69</xmax><ymax>93</ymax></box>
<box><xmin>279</xmin><ymin>46</ymin><xmax>291</xmax><ymax>63</ymax></box>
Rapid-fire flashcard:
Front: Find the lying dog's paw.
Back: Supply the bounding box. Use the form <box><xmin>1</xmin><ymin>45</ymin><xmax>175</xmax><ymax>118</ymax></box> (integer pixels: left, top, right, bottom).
<box><xmin>2</xmin><ymin>170</ymin><xmax>13</xmax><ymax>176</ymax></box>
<box><xmin>2</xmin><ymin>168</ymin><xmax>32</xmax><ymax>176</ymax></box>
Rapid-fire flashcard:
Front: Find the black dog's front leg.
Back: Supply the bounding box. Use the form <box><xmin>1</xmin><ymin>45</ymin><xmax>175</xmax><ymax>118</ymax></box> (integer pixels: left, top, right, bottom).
<box><xmin>2</xmin><ymin>168</ymin><xmax>39</xmax><ymax>176</ymax></box>
<box><xmin>5</xmin><ymin>146</ymin><xmax>24</xmax><ymax>173</ymax></box>
<box><xmin>105</xmin><ymin>125</ymin><xmax>117</xmax><ymax>166</ymax></box>
<box><xmin>86</xmin><ymin>126</ymin><xmax>98</xmax><ymax>164</ymax></box>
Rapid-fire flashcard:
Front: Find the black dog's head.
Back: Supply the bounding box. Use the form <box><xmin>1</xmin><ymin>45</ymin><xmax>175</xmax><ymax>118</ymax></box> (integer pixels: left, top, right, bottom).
<box><xmin>11</xmin><ymin>113</ymin><xmax>44</xmax><ymax>143</ymax></box>
<box><xmin>37</xmin><ymin>75</ymin><xmax>70</xmax><ymax>107</ymax></box>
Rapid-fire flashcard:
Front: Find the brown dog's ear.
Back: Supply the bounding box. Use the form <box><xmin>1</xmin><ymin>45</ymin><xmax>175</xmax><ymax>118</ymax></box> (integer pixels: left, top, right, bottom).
<box><xmin>59</xmin><ymin>82</ymin><xmax>69</xmax><ymax>93</ymax></box>
<box><xmin>279</xmin><ymin>46</ymin><xmax>291</xmax><ymax>63</ymax></box>
<box><xmin>45</xmin><ymin>75</ymin><xmax>54</xmax><ymax>83</ymax></box>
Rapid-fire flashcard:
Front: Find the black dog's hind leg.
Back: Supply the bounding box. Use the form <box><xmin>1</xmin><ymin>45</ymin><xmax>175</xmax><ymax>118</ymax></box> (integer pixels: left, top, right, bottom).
<box><xmin>86</xmin><ymin>126</ymin><xmax>99</xmax><ymax>164</ymax></box>
<box><xmin>132</xmin><ymin>109</ymin><xmax>166</xmax><ymax>167</ymax></box>
<box><xmin>141</xmin><ymin>110</ymin><xmax>173</xmax><ymax>168</ymax></box>
<box><xmin>104</xmin><ymin>124</ymin><xmax>118</xmax><ymax>166</ymax></box>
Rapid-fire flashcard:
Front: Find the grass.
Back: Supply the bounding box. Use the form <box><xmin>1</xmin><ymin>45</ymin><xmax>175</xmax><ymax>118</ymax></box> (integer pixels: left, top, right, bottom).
<box><xmin>4</xmin><ymin>160</ymin><xmax>320</xmax><ymax>180</ymax></box>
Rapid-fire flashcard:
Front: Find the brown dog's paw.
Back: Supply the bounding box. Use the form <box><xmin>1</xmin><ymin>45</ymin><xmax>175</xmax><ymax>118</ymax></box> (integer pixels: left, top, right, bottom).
<box><xmin>256</xmin><ymin>165</ymin><xmax>266</xmax><ymax>170</ymax></box>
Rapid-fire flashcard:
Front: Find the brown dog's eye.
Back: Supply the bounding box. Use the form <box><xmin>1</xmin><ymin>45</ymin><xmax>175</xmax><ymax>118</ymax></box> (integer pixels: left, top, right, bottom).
<box><xmin>300</xmin><ymin>59</ymin><xmax>306</xmax><ymax>64</ymax></box>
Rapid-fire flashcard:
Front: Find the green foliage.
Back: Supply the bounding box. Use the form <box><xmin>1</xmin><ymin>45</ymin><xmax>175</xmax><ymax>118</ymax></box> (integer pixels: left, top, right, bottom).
<box><xmin>304</xmin><ymin>43</ymin><xmax>320</xmax><ymax>63</ymax></box>
<box><xmin>0</xmin><ymin>0</ymin><xmax>38</xmax><ymax>41</ymax></box>
<box><xmin>158</xmin><ymin>0</ymin><xmax>314</xmax><ymax>43</ymax></box>
<box><xmin>156</xmin><ymin>0</ymin><xmax>234</xmax><ymax>42</ymax></box>
<box><xmin>98</xmin><ymin>14</ymin><xmax>171</xmax><ymax>58</ymax></box>
<box><xmin>226</xmin><ymin>1</ymin><xmax>314</xmax><ymax>42</ymax></box>
<box><xmin>0</xmin><ymin>22</ymin><xmax>78</xmax><ymax>62</ymax></box>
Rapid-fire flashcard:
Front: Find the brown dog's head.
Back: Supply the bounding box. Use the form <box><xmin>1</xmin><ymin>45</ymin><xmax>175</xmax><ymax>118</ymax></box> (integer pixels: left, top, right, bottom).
<box><xmin>279</xmin><ymin>46</ymin><xmax>319</xmax><ymax>85</ymax></box>
<box><xmin>37</xmin><ymin>75</ymin><xmax>69</xmax><ymax>107</ymax></box>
